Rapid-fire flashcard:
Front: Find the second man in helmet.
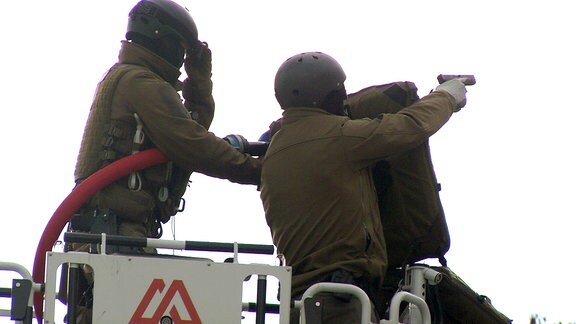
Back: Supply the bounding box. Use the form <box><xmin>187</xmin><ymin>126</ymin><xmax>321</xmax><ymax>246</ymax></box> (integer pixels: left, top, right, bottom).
<box><xmin>260</xmin><ymin>51</ymin><xmax>469</xmax><ymax>322</ymax></box>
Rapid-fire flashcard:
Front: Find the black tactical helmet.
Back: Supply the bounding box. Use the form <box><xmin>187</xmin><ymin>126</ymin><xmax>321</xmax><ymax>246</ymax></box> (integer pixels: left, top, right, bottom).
<box><xmin>127</xmin><ymin>0</ymin><xmax>200</xmax><ymax>50</ymax></box>
<box><xmin>274</xmin><ymin>52</ymin><xmax>346</xmax><ymax>109</ymax></box>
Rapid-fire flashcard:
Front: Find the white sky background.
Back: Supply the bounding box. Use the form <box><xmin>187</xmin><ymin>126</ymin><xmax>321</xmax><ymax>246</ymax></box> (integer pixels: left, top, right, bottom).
<box><xmin>1</xmin><ymin>0</ymin><xmax>575</xmax><ymax>323</ymax></box>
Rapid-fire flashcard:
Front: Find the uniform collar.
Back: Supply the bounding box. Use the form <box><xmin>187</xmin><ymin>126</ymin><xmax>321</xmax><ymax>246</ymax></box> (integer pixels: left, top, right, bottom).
<box><xmin>282</xmin><ymin>107</ymin><xmax>333</xmax><ymax>118</ymax></box>
<box><xmin>118</xmin><ymin>40</ymin><xmax>182</xmax><ymax>85</ymax></box>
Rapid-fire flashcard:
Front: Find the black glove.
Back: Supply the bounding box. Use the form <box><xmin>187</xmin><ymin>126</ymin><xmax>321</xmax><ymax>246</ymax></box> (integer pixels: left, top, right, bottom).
<box><xmin>184</xmin><ymin>42</ymin><xmax>212</xmax><ymax>81</ymax></box>
<box><xmin>182</xmin><ymin>41</ymin><xmax>214</xmax><ymax>124</ymax></box>
<box><xmin>182</xmin><ymin>42</ymin><xmax>212</xmax><ymax>99</ymax></box>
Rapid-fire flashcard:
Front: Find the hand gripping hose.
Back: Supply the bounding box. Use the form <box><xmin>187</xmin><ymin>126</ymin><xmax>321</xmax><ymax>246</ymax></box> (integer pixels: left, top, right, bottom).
<box><xmin>32</xmin><ymin>149</ymin><xmax>167</xmax><ymax>323</ymax></box>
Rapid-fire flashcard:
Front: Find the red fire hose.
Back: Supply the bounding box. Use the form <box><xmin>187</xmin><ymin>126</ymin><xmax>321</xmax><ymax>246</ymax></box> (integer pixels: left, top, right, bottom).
<box><xmin>32</xmin><ymin>149</ymin><xmax>167</xmax><ymax>323</ymax></box>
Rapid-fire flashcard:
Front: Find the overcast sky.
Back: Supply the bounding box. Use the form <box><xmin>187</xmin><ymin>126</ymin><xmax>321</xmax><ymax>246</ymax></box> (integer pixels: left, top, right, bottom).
<box><xmin>1</xmin><ymin>0</ymin><xmax>575</xmax><ymax>323</ymax></box>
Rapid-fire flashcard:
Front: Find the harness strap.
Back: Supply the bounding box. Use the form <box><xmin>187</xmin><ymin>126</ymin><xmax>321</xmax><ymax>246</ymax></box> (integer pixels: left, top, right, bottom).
<box><xmin>158</xmin><ymin>162</ymin><xmax>173</xmax><ymax>202</ymax></box>
<box><xmin>128</xmin><ymin>113</ymin><xmax>145</xmax><ymax>191</ymax></box>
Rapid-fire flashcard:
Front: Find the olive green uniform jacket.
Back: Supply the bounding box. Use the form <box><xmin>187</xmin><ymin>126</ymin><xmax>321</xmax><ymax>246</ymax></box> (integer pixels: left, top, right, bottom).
<box><xmin>260</xmin><ymin>91</ymin><xmax>457</xmax><ymax>297</ymax></box>
<box><xmin>75</xmin><ymin>41</ymin><xmax>260</xmax><ymax>231</ymax></box>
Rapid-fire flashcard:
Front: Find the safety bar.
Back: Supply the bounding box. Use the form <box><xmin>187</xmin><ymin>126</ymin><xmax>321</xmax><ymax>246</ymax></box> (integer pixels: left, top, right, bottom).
<box><xmin>64</xmin><ymin>232</ymin><xmax>275</xmax><ymax>255</ymax></box>
<box><xmin>293</xmin><ymin>281</ymin><xmax>432</xmax><ymax>324</ymax></box>
<box><xmin>384</xmin><ymin>291</ymin><xmax>431</xmax><ymax>324</ymax></box>
<box><xmin>0</xmin><ymin>262</ymin><xmax>43</xmax><ymax>323</ymax></box>
<box><xmin>242</xmin><ymin>302</ymin><xmax>280</xmax><ymax>314</ymax></box>
<box><xmin>296</xmin><ymin>282</ymin><xmax>373</xmax><ymax>324</ymax></box>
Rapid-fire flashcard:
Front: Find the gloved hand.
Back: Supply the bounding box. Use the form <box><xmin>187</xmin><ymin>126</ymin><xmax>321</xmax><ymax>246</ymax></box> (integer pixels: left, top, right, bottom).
<box><xmin>184</xmin><ymin>42</ymin><xmax>212</xmax><ymax>81</ymax></box>
<box><xmin>268</xmin><ymin>118</ymin><xmax>283</xmax><ymax>139</ymax></box>
<box><xmin>435</xmin><ymin>78</ymin><xmax>468</xmax><ymax>111</ymax></box>
<box><xmin>182</xmin><ymin>42</ymin><xmax>215</xmax><ymax>128</ymax></box>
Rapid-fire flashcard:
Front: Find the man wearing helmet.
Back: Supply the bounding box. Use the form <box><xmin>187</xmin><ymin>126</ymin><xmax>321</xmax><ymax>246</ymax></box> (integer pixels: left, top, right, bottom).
<box><xmin>65</xmin><ymin>0</ymin><xmax>261</xmax><ymax>322</ymax></box>
<box><xmin>260</xmin><ymin>52</ymin><xmax>469</xmax><ymax>322</ymax></box>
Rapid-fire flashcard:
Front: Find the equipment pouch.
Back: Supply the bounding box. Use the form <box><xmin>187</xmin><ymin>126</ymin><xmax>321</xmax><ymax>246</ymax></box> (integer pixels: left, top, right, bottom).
<box><xmin>429</xmin><ymin>266</ymin><xmax>512</xmax><ymax>324</ymax></box>
<box><xmin>328</xmin><ymin>270</ymin><xmax>357</xmax><ymax>302</ymax></box>
<box><xmin>70</xmin><ymin>209</ymin><xmax>118</xmax><ymax>236</ymax></box>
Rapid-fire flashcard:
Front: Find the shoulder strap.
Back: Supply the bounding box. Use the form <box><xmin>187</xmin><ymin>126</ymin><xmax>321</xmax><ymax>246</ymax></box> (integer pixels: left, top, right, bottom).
<box><xmin>346</xmin><ymin>81</ymin><xmax>419</xmax><ymax>119</ymax></box>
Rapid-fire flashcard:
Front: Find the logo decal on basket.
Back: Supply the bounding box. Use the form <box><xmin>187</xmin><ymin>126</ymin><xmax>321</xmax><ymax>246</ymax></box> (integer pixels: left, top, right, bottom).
<box><xmin>130</xmin><ymin>279</ymin><xmax>201</xmax><ymax>324</ymax></box>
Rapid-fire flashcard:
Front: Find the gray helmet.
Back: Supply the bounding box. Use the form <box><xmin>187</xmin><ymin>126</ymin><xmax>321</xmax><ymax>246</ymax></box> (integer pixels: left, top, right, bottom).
<box><xmin>127</xmin><ymin>0</ymin><xmax>200</xmax><ymax>50</ymax></box>
<box><xmin>274</xmin><ymin>52</ymin><xmax>346</xmax><ymax>109</ymax></box>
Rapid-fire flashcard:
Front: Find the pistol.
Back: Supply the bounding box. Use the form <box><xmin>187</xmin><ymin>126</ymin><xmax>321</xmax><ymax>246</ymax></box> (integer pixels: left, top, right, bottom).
<box><xmin>437</xmin><ymin>74</ymin><xmax>476</xmax><ymax>85</ymax></box>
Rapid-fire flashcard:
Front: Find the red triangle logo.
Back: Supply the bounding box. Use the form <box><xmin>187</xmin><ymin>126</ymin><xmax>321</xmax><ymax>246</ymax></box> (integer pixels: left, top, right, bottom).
<box><xmin>130</xmin><ymin>279</ymin><xmax>202</xmax><ymax>324</ymax></box>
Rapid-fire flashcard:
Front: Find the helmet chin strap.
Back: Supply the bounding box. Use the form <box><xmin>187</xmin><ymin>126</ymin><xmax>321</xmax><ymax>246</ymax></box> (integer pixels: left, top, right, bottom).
<box><xmin>153</xmin><ymin>36</ymin><xmax>185</xmax><ymax>67</ymax></box>
<box><xmin>129</xmin><ymin>33</ymin><xmax>185</xmax><ymax>68</ymax></box>
<box><xmin>321</xmin><ymin>89</ymin><xmax>348</xmax><ymax>116</ymax></box>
